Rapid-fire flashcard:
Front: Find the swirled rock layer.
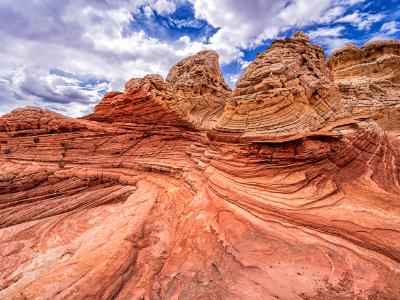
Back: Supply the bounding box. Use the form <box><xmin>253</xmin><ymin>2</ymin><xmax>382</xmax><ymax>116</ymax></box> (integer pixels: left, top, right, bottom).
<box><xmin>328</xmin><ymin>40</ymin><xmax>400</xmax><ymax>135</ymax></box>
<box><xmin>1</xmin><ymin>33</ymin><xmax>400</xmax><ymax>299</ymax></box>
<box><xmin>214</xmin><ymin>32</ymin><xmax>350</xmax><ymax>138</ymax></box>
<box><xmin>166</xmin><ymin>50</ymin><xmax>230</xmax><ymax>129</ymax></box>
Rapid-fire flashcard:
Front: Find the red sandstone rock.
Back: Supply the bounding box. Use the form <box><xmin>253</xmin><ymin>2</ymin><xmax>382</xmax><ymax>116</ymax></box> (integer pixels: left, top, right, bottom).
<box><xmin>85</xmin><ymin>50</ymin><xmax>230</xmax><ymax>130</ymax></box>
<box><xmin>166</xmin><ymin>50</ymin><xmax>230</xmax><ymax>129</ymax></box>
<box><xmin>1</xmin><ymin>33</ymin><xmax>400</xmax><ymax>299</ymax></box>
<box><xmin>84</xmin><ymin>74</ymin><xmax>194</xmax><ymax>127</ymax></box>
<box><xmin>0</xmin><ymin>107</ymin><xmax>89</xmax><ymax>133</ymax></box>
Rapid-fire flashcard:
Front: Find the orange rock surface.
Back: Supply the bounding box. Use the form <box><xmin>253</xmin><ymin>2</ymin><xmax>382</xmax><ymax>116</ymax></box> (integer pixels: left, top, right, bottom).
<box><xmin>1</xmin><ymin>33</ymin><xmax>400</xmax><ymax>299</ymax></box>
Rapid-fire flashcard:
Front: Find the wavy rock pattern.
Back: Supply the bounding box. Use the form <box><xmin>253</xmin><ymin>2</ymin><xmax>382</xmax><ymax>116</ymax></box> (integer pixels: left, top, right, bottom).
<box><xmin>1</xmin><ymin>33</ymin><xmax>400</xmax><ymax>299</ymax></box>
<box><xmin>328</xmin><ymin>40</ymin><xmax>400</xmax><ymax>136</ymax></box>
<box><xmin>166</xmin><ymin>50</ymin><xmax>231</xmax><ymax>129</ymax></box>
<box><xmin>215</xmin><ymin>32</ymin><xmax>350</xmax><ymax>137</ymax></box>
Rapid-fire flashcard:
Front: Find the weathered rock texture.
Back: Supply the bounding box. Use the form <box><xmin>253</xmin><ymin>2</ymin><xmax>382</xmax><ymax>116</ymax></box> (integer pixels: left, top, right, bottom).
<box><xmin>166</xmin><ymin>50</ymin><xmax>230</xmax><ymax>129</ymax></box>
<box><xmin>1</xmin><ymin>33</ymin><xmax>400</xmax><ymax>299</ymax></box>
<box><xmin>215</xmin><ymin>32</ymin><xmax>350</xmax><ymax>137</ymax></box>
<box><xmin>85</xmin><ymin>50</ymin><xmax>230</xmax><ymax>130</ymax></box>
<box><xmin>328</xmin><ymin>40</ymin><xmax>400</xmax><ymax>135</ymax></box>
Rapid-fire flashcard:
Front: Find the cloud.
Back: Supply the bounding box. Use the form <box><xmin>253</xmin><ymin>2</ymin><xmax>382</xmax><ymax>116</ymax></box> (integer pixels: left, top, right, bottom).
<box><xmin>168</xmin><ymin>18</ymin><xmax>204</xmax><ymax>29</ymax></box>
<box><xmin>368</xmin><ymin>20</ymin><xmax>399</xmax><ymax>42</ymax></box>
<box><xmin>323</xmin><ymin>37</ymin><xmax>354</xmax><ymax>53</ymax></box>
<box><xmin>278</xmin><ymin>0</ymin><xmax>334</xmax><ymax>27</ymax></box>
<box><xmin>150</xmin><ymin>0</ymin><xmax>177</xmax><ymax>15</ymax></box>
<box><xmin>1</xmin><ymin>65</ymin><xmax>110</xmax><ymax>116</ymax></box>
<box><xmin>188</xmin><ymin>0</ymin><xmax>378</xmax><ymax>62</ymax></box>
<box><xmin>308</xmin><ymin>26</ymin><xmax>346</xmax><ymax>38</ymax></box>
<box><xmin>336</xmin><ymin>11</ymin><xmax>383</xmax><ymax>30</ymax></box>
<box><xmin>308</xmin><ymin>26</ymin><xmax>353</xmax><ymax>53</ymax></box>
<box><xmin>227</xmin><ymin>73</ymin><xmax>241</xmax><ymax>87</ymax></box>
<box><xmin>381</xmin><ymin>21</ymin><xmax>399</xmax><ymax>35</ymax></box>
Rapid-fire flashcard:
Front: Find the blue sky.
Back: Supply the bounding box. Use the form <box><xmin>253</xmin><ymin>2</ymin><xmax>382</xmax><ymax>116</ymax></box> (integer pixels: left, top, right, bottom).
<box><xmin>0</xmin><ymin>0</ymin><xmax>399</xmax><ymax>117</ymax></box>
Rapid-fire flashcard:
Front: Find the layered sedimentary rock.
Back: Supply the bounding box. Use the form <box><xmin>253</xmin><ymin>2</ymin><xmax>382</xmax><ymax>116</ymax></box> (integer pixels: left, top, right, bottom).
<box><xmin>215</xmin><ymin>32</ymin><xmax>350</xmax><ymax>137</ymax></box>
<box><xmin>1</xmin><ymin>33</ymin><xmax>400</xmax><ymax>299</ymax></box>
<box><xmin>328</xmin><ymin>40</ymin><xmax>400</xmax><ymax>135</ymax></box>
<box><xmin>86</xmin><ymin>50</ymin><xmax>230</xmax><ymax>130</ymax></box>
<box><xmin>166</xmin><ymin>50</ymin><xmax>230</xmax><ymax>129</ymax></box>
<box><xmin>84</xmin><ymin>74</ymin><xmax>194</xmax><ymax>127</ymax></box>
<box><xmin>0</xmin><ymin>107</ymin><xmax>89</xmax><ymax>133</ymax></box>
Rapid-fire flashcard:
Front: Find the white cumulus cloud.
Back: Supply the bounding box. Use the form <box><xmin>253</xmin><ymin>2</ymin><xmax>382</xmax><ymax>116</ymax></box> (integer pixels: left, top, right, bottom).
<box><xmin>381</xmin><ymin>21</ymin><xmax>399</xmax><ymax>35</ymax></box>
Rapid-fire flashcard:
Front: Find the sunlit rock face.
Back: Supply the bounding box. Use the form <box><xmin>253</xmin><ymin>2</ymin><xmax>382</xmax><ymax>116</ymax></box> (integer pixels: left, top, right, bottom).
<box><xmin>328</xmin><ymin>40</ymin><xmax>400</xmax><ymax>136</ymax></box>
<box><xmin>85</xmin><ymin>50</ymin><xmax>230</xmax><ymax>130</ymax></box>
<box><xmin>1</xmin><ymin>33</ymin><xmax>400</xmax><ymax>299</ymax></box>
<box><xmin>214</xmin><ymin>31</ymin><xmax>350</xmax><ymax>138</ymax></box>
<box><xmin>166</xmin><ymin>50</ymin><xmax>231</xmax><ymax>129</ymax></box>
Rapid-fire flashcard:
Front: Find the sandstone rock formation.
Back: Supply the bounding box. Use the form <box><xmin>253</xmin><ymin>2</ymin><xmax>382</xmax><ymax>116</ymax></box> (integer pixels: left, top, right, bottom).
<box><xmin>166</xmin><ymin>50</ymin><xmax>230</xmax><ymax>129</ymax></box>
<box><xmin>85</xmin><ymin>50</ymin><xmax>230</xmax><ymax>130</ymax></box>
<box><xmin>0</xmin><ymin>107</ymin><xmax>89</xmax><ymax>133</ymax></box>
<box><xmin>328</xmin><ymin>40</ymin><xmax>400</xmax><ymax>135</ymax></box>
<box><xmin>84</xmin><ymin>74</ymin><xmax>194</xmax><ymax>127</ymax></box>
<box><xmin>1</xmin><ymin>33</ymin><xmax>400</xmax><ymax>299</ymax></box>
<box><xmin>215</xmin><ymin>31</ymin><xmax>350</xmax><ymax>138</ymax></box>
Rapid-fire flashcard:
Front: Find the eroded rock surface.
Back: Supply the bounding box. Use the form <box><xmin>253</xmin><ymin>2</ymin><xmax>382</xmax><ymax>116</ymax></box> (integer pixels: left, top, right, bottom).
<box><xmin>215</xmin><ymin>32</ymin><xmax>350</xmax><ymax>138</ymax></box>
<box><xmin>85</xmin><ymin>50</ymin><xmax>230</xmax><ymax>130</ymax></box>
<box><xmin>1</xmin><ymin>33</ymin><xmax>400</xmax><ymax>299</ymax></box>
<box><xmin>166</xmin><ymin>50</ymin><xmax>231</xmax><ymax>129</ymax></box>
<box><xmin>328</xmin><ymin>40</ymin><xmax>400</xmax><ymax>135</ymax></box>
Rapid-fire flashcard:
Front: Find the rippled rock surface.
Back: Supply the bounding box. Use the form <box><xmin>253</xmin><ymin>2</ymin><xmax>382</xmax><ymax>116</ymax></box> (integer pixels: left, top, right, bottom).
<box><xmin>1</xmin><ymin>33</ymin><xmax>400</xmax><ymax>299</ymax></box>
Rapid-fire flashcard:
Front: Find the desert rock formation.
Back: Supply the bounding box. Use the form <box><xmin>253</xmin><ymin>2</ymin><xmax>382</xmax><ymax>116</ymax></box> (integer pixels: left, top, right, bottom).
<box><xmin>1</xmin><ymin>33</ymin><xmax>400</xmax><ymax>299</ymax></box>
<box><xmin>85</xmin><ymin>50</ymin><xmax>230</xmax><ymax>130</ymax></box>
<box><xmin>328</xmin><ymin>40</ymin><xmax>400</xmax><ymax>136</ymax></box>
<box><xmin>215</xmin><ymin>32</ymin><xmax>350</xmax><ymax>137</ymax></box>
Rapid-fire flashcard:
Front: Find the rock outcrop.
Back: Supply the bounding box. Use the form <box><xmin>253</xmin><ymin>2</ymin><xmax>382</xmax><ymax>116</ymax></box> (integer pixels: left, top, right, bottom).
<box><xmin>328</xmin><ymin>40</ymin><xmax>400</xmax><ymax>135</ymax></box>
<box><xmin>85</xmin><ymin>50</ymin><xmax>230</xmax><ymax>130</ymax></box>
<box><xmin>84</xmin><ymin>74</ymin><xmax>194</xmax><ymax>127</ymax></box>
<box><xmin>166</xmin><ymin>50</ymin><xmax>231</xmax><ymax>129</ymax></box>
<box><xmin>215</xmin><ymin>32</ymin><xmax>350</xmax><ymax>138</ymax></box>
<box><xmin>1</xmin><ymin>33</ymin><xmax>400</xmax><ymax>299</ymax></box>
<box><xmin>0</xmin><ymin>107</ymin><xmax>89</xmax><ymax>133</ymax></box>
